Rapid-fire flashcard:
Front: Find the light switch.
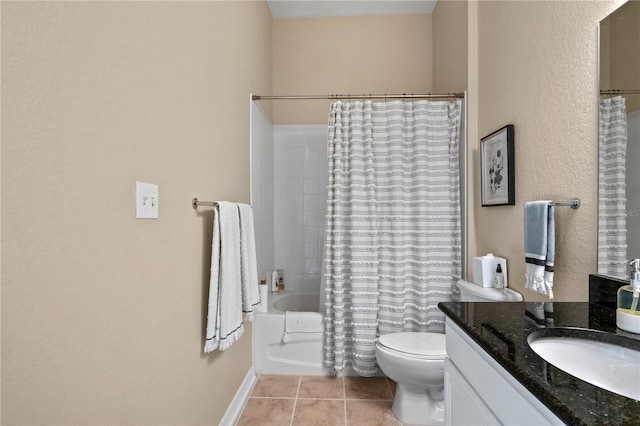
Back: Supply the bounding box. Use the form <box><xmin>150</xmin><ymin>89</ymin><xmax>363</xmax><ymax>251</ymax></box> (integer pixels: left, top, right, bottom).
<box><xmin>136</xmin><ymin>182</ymin><xmax>158</xmax><ymax>219</ymax></box>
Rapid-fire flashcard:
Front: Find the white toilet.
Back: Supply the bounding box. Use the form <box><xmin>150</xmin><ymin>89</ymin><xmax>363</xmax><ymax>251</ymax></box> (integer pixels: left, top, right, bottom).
<box><xmin>375</xmin><ymin>279</ymin><xmax>523</xmax><ymax>425</ymax></box>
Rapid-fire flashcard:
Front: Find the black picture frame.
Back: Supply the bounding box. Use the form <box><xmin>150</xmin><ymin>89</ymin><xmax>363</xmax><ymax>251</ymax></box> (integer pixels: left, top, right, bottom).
<box><xmin>481</xmin><ymin>125</ymin><xmax>515</xmax><ymax>206</ymax></box>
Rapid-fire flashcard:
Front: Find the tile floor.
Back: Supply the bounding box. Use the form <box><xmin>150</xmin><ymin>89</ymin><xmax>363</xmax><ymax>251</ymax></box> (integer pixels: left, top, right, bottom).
<box><xmin>237</xmin><ymin>375</ymin><xmax>411</xmax><ymax>426</ymax></box>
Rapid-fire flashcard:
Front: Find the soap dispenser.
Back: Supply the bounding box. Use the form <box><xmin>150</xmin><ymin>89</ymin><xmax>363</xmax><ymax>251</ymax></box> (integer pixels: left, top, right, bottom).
<box><xmin>493</xmin><ymin>264</ymin><xmax>504</xmax><ymax>289</ymax></box>
<box><xmin>617</xmin><ymin>259</ymin><xmax>640</xmax><ymax>334</ymax></box>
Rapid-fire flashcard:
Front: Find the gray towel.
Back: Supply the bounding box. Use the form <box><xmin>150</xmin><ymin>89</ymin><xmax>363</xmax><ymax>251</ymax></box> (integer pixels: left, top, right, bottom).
<box><xmin>524</xmin><ymin>201</ymin><xmax>555</xmax><ymax>298</ymax></box>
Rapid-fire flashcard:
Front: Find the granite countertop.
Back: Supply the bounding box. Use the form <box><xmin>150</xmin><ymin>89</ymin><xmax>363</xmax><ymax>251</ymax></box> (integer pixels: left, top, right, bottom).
<box><xmin>439</xmin><ymin>301</ymin><xmax>640</xmax><ymax>426</ymax></box>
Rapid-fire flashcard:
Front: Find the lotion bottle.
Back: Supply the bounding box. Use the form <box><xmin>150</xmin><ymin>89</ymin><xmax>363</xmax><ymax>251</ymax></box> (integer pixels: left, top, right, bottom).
<box><xmin>617</xmin><ymin>259</ymin><xmax>640</xmax><ymax>334</ymax></box>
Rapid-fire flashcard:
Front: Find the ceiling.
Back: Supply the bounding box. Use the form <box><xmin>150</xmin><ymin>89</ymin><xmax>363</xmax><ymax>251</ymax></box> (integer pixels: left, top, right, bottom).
<box><xmin>267</xmin><ymin>0</ymin><xmax>437</xmax><ymax>19</ymax></box>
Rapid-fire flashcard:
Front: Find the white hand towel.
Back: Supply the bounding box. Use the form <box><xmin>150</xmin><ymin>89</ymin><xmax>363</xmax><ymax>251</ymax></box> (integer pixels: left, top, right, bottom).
<box><xmin>524</xmin><ymin>201</ymin><xmax>555</xmax><ymax>299</ymax></box>
<box><xmin>204</xmin><ymin>202</ymin><xmax>244</xmax><ymax>353</ymax></box>
<box><xmin>204</xmin><ymin>208</ymin><xmax>221</xmax><ymax>353</ymax></box>
<box><xmin>238</xmin><ymin>203</ymin><xmax>260</xmax><ymax>320</ymax></box>
<box><xmin>282</xmin><ymin>311</ymin><xmax>324</xmax><ymax>343</ymax></box>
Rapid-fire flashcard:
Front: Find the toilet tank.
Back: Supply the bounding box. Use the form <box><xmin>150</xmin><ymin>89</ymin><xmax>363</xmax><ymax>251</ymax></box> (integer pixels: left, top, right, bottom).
<box><xmin>456</xmin><ymin>279</ymin><xmax>523</xmax><ymax>302</ymax></box>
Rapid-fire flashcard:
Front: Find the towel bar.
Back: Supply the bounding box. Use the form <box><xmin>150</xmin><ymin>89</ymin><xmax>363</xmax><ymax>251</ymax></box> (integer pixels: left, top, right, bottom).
<box><xmin>192</xmin><ymin>198</ymin><xmax>218</xmax><ymax>209</ymax></box>
<box><xmin>549</xmin><ymin>199</ymin><xmax>580</xmax><ymax>209</ymax></box>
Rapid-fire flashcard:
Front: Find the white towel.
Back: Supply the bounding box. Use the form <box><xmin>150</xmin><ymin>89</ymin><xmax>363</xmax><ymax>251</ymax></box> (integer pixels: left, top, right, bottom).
<box><xmin>282</xmin><ymin>311</ymin><xmax>324</xmax><ymax>343</ymax></box>
<box><xmin>524</xmin><ymin>201</ymin><xmax>555</xmax><ymax>299</ymax></box>
<box><xmin>204</xmin><ymin>202</ymin><xmax>244</xmax><ymax>353</ymax></box>
<box><xmin>238</xmin><ymin>203</ymin><xmax>260</xmax><ymax>320</ymax></box>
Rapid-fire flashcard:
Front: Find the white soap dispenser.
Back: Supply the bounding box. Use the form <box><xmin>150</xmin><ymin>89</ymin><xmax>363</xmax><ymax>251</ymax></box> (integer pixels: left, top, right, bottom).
<box><xmin>617</xmin><ymin>259</ymin><xmax>640</xmax><ymax>334</ymax></box>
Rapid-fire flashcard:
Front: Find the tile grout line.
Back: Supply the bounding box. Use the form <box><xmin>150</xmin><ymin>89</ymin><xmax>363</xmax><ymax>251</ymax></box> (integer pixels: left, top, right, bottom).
<box><xmin>290</xmin><ymin>375</ymin><xmax>301</xmax><ymax>426</ymax></box>
<box><xmin>343</xmin><ymin>376</ymin><xmax>348</xmax><ymax>426</ymax></box>
<box><xmin>247</xmin><ymin>396</ymin><xmax>298</xmax><ymax>399</ymax></box>
<box><xmin>344</xmin><ymin>398</ymin><xmax>394</xmax><ymax>401</ymax></box>
<box><xmin>385</xmin><ymin>377</ymin><xmax>398</xmax><ymax>426</ymax></box>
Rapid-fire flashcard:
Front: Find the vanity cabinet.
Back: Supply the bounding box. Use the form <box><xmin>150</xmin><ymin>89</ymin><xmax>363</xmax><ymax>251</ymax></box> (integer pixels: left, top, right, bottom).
<box><xmin>444</xmin><ymin>319</ymin><xmax>562</xmax><ymax>425</ymax></box>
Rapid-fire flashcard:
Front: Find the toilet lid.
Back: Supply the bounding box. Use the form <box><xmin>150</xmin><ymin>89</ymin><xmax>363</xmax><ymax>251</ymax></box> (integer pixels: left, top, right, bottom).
<box><xmin>377</xmin><ymin>332</ymin><xmax>446</xmax><ymax>359</ymax></box>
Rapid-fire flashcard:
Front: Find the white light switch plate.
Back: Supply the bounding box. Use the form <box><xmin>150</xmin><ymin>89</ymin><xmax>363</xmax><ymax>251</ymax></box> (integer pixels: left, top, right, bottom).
<box><xmin>136</xmin><ymin>182</ymin><xmax>158</xmax><ymax>219</ymax></box>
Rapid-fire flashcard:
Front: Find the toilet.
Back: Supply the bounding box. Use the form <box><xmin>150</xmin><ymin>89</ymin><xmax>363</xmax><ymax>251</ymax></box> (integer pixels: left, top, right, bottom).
<box><xmin>375</xmin><ymin>279</ymin><xmax>523</xmax><ymax>425</ymax></box>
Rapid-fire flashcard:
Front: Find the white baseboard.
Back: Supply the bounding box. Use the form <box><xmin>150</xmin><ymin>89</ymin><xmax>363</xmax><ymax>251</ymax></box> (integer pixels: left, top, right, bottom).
<box><xmin>219</xmin><ymin>367</ymin><xmax>257</xmax><ymax>426</ymax></box>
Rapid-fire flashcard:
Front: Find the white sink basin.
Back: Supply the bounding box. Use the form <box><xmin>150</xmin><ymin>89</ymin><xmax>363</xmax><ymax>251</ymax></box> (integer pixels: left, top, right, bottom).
<box><xmin>527</xmin><ymin>328</ymin><xmax>640</xmax><ymax>401</ymax></box>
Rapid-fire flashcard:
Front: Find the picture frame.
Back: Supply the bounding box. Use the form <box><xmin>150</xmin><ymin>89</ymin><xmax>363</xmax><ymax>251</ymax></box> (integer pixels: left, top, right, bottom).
<box><xmin>481</xmin><ymin>125</ymin><xmax>515</xmax><ymax>206</ymax></box>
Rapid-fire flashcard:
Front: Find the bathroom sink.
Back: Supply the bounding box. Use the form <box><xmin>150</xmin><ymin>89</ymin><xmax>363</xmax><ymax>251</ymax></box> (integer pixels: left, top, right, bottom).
<box><xmin>527</xmin><ymin>328</ymin><xmax>640</xmax><ymax>401</ymax></box>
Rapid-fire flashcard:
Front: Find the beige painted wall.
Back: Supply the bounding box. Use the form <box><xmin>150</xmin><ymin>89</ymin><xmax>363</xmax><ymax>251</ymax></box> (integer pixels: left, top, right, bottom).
<box><xmin>1</xmin><ymin>1</ymin><xmax>271</xmax><ymax>424</ymax></box>
<box><xmin>432</xmin><ymin>0</ymin><xmax>470</xmax><ymax>277</ymax></box>
<box><xmin>432</xmin><ymin>0</ymin><xmax>468</xmax><ymax>93</ymax></box>
<box><xmin>271</xmin><ymin>14</ymin><xmax>433</xmax><ymax>124</ymax></box>
<box><xmin>470</xmin><ymin>0</ymin><xmax>625</xmax><ymax>301</ymax></box>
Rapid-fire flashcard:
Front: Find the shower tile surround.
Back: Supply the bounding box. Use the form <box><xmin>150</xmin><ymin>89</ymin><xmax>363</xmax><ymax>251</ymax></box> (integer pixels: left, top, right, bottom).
<box><xmin>271</xmin><ymin>125</ymin><xmax>329</xmax><ymax>292</ymax></box>
<box><xmin>252</xmin><ymin>113</ymin><xmax>328</xmax><ymax>291</ymax></box>
<box><xmin>237</xmin><ymin>375</ymin><xmax>403</xmax><ymax>426</ymax></box>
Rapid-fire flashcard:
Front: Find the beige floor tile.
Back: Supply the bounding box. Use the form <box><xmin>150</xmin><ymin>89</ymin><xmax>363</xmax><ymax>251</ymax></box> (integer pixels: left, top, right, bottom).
<box><xmin>344</xmin><ymin>376</ymin><xmax>393</xmax><ymax>400</ymax></box>
<box><xmin>292</xmin><ymin>399</ymin><xmax>346</xmax><ymax>426</ymax></box>
<box><xmin>298</xmin><ymin>376</ymin><xmax>345</xmax><ymax>399</ymax></box>
<box><xmin>237</xmin><ymin>398</ymin><xmax>295</xmax><ymax>426</ymax></box>
<box><xmin>237</xmin><ymin>375</ymin><xmax>402</xmax><ymax>426</ymax></box>
<box><xmin>345</xmin><ymin>400</ymin><xmax>401</xmax><ymax>426</ymax></box>
<box><xmin>251</xmin><ymin>375</ymin><xmax>300</xmax><ymax>398</ymax></box>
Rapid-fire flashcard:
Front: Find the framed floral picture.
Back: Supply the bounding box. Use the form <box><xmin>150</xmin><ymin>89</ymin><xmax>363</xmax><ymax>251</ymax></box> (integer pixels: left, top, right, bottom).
<box><xmin>481</xmin><ymin>125</ymin><xmax>515</xmax><ymax>206</ymax></box>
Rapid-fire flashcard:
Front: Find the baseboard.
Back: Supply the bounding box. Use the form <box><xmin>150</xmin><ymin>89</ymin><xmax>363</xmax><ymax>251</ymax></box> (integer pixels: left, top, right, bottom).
<box><xmin>219</xmin><ymin>367</ymin><xmax>257</xmax><ymax>426</ymax></box>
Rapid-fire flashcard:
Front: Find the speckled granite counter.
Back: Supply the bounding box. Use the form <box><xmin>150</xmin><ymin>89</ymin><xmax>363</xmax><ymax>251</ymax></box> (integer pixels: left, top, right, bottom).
<box><xmin>438</xmin><ymin>302</ymin><xmax>640</xmax><ymax>425</ymax></box>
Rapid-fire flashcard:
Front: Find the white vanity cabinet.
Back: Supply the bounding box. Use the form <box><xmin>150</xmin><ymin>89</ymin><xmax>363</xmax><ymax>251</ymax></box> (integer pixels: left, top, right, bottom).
<box><xmin>444</xmin><ymin>319</ymin><xmax>563</xmax><ymax>426</ymax></box>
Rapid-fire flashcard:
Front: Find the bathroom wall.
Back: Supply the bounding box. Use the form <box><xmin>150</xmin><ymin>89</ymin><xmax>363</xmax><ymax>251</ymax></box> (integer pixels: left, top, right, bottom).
<box><xmin>1</xmin><ymin>1</ymin><xmax>271</xmax><ymax>424</ymax></box>
<box><xmin>432</xmin><ymin>0</ymin><xmax>472</xmax><ymax>274</ymax></box>
<box><xmin>469</xmin><ymin>0</ymin><xmax>626</xmax><ymax>302</ymax></box>
<box><xmin>272</xmin><ymin>13</ymin><xmax>434</xmax><ymax>124</ymax></box>
<box><xmin>432</xmin><ymin>0</ymin><xmax>468</xmax><ymax>94</ymax></box>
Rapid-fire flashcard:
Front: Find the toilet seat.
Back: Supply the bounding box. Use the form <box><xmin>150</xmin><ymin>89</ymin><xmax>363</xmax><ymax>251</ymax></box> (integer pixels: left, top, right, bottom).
<box><xmin>377</xmin><ymin>332</ymin><xmax>446</xmax><ymax>360</ymax></box>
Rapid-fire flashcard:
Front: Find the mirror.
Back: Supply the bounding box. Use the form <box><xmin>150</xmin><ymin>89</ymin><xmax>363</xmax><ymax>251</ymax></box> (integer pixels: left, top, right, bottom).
<box><xmin>598</xmin><ymin>0</ymin><xmax>640</xmax><ymax>278</ymax></box>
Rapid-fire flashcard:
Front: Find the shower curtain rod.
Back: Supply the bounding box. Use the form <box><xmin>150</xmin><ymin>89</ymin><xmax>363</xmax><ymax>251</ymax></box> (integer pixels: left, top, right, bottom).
<box><xmin>600</xmin><ymin>89</ymin><xmax>640</xmax><ymax>95</ymax></box>
<box><xmin>252</xmin><ymin>93</ymin><xmax>465</xmax><ymax>101</ymax></box>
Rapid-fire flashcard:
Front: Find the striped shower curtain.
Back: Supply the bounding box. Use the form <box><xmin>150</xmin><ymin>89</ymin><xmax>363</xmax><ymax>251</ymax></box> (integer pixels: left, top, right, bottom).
<box><xmin>598</xmin><ymin>96</ymin><xmax>628</xmax><ymax>278</ymax></box>
<box><xmin>322</xmin><ymin>100</ymin><xmax>462</xmax><ymax>376</ymax></box>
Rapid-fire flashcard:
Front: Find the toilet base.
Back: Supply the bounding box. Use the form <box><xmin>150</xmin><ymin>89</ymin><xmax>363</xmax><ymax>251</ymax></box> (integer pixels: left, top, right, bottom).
<box><xmin>391</xmin><ymin>383</ymin><xmax>444</xmax><ymax>426</ymax></box>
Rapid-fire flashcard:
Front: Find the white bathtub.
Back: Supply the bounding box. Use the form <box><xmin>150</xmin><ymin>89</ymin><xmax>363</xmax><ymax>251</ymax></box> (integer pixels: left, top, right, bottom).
<box><xmin>271</xmin><ymin>292</ymin><xmax>320</xmax><ymax>313</ymax></box>
<box><xmin>253</xmin><ymin>292</ymin><xmax>333</xmax><ymax>376</ymax></box>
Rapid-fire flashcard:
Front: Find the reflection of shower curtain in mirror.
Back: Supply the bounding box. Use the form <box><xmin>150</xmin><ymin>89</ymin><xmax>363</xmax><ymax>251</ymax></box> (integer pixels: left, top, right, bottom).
<box><xmin>627</xmin><ymin>110</ymin><xmax>640</xmax><ymax>262</ymax></box>
<box><xmin>322</xmin><ymin>100</ymin><xmax>462</xmax><ymax>376</ymax></box>
<box><xmin>598</xmin><ymin>96</ymin><xmax>627</xmax><ymax>278</ymax></box>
